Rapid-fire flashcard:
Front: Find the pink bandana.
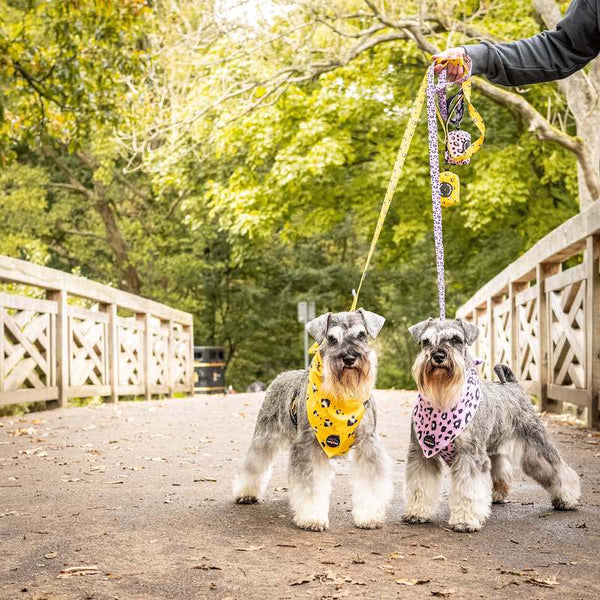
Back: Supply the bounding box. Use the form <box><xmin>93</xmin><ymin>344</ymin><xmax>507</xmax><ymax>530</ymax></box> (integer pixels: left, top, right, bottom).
<box><xmin>412</xmin><ymin>367</ymin><xmax>482</xmax><ymax>465</ymax></box>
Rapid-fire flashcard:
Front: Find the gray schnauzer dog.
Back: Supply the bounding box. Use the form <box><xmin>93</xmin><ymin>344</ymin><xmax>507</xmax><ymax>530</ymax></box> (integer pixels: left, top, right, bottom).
<box><xmin>233</xmin><ymin>309</ymin><xmax>393</xmax><ymax>531</ymax></box>
<box><xmin>403</xmin><ymin>317</ymin><xmax>580</xmax><ymax>532</ymax></box>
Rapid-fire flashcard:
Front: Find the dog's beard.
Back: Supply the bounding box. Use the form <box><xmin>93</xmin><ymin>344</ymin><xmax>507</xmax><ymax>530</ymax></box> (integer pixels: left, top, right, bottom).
<box><xmin>321</xmin><ymin>352</ymin><xmax>376</xmax><ymax>401</ymax></box>
<box><xmin>412</xmin><ymin>350</ymin><xmax>465</xmax><ymax>411</ymax></box>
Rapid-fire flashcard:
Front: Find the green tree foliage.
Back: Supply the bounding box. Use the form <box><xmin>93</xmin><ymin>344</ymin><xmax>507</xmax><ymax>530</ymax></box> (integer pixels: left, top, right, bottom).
<box><xmin>0</xmin><ymin>1</ymin><xmax>582</xmax><ymax>391</ymax></box>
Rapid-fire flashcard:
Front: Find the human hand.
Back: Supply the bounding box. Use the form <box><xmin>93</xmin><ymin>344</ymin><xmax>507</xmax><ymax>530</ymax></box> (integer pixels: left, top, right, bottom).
<box><xmin>432</xmin><ymin>47</ymin><xmax>467</xmax><ymax>81</ymax></box>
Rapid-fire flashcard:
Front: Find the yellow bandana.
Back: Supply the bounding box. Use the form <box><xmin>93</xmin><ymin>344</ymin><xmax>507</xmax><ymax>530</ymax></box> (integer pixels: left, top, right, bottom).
<box><xmin>306</xmin><ymin>350</ymin><xmax>367</xmax><ymax>458</ymax></box>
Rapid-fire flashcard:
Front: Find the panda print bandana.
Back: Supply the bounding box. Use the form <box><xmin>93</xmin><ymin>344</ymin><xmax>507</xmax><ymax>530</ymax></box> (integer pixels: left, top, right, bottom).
<box><xmin>306</xmin><ymin>350</ymin><xmax>367</xmax><ymax>458</ymax></box>
<box><xmin>412</xmin><ymin>367</ymin><xmax>482</xmax><ymax>465</ymax></box>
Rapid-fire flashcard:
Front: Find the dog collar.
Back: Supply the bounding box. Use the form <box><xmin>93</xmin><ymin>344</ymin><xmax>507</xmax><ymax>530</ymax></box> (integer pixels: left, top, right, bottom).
<box><xmin>306</xmin><ymin>350</ymin><xmax>368</xmax><ymax>458</ymax></box>
<box><xmin>412</xmin><ymin>367</ymin><xmax>482</xmax><ymax>465</ymax></box>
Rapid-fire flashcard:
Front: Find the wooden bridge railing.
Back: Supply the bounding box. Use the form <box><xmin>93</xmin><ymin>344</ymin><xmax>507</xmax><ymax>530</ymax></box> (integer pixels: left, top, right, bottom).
<box><xmin>0</xmin><ymin>256</ymin><xmax>194</xmax><ymax>407</ymax></box>
<box><xmin>457</xmin><ymin>201</ymin><xmax>600</xmax><ymax>428</ymax></box>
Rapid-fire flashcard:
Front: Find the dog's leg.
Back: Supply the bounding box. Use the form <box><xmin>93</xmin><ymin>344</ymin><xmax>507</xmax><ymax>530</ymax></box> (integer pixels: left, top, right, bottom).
<box><xmin>233</xmin><ymin>424</ymin><xmax>281</xmax><ymax>504</ymax></box>
<box><xmin>448</xmin><ymin>450</ymin><xmax>492</xmax><ymax>532</ymax></box>
<box><xmin>289</xmin><ymin>434</ymin><xmax>334</xmax><ymax>531</ymax></box>
<box><xmin>351</xmin><ymin>433</ymin><xmax>393</xmax><ymax>529</ymax></box>
<box><xmin>517</xmin><ymin>434</ymin><xmax>580</xmax><ymax>510</ymax></box>
<box><xmin>402</xmin><ymin>428</ymin><xmax>442</xmax><ymax>524</ymax></box>
<box><xmin>490</xmin><ymin>453</ymin><xmax>512</xmax><ymax>504</ymax></box>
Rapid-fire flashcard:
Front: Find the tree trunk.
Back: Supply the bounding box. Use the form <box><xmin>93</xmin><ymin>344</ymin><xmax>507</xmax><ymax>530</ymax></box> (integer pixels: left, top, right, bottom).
<box><xmin>93</xmin><ymin>192</ymin><xmax>142</xmax><ymax>295</ymax></box>
<box><xmin>45</xmin><ymin>147</ymin><xmax>143</xmax><ymax>294</ymax></box>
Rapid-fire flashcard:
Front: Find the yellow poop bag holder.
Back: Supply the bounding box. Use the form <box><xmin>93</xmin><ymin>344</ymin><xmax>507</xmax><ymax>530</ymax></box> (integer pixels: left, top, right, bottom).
<box><xmin>435</xmin><ymin>58</ymin><xmax>486</xmax><ymax>207</ymax></box>
<box><xmin>305</xmin><ymin>56</ymin><xmax>485</xmax><ymax>457</ymax></box>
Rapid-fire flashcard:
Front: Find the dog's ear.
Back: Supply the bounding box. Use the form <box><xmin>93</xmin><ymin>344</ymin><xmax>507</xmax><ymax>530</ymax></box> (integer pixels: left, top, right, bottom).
<box><xmin>408</xmin><ymin>318</ymin><xmax>433</xmax><ymax>343</ymax></box>
<box><xmin>306</xmin><ymin>312</ymin><xmax>332</xmax><ymax>344</ymax></box>
<box><xmin>455</xmin><ymin>318</ymin><xmax>479</xmax><ymax>346</ymax></box>
<box><xmin>357</xmin><ymin>308</ymin><xmax>385</xmax><ymax>339</ymax></box>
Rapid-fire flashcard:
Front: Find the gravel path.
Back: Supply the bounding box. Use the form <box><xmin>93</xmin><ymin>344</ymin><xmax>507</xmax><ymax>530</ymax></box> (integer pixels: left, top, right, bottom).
<box><xmin>1</xmin><ymin>391</ymin><xmax>599</xmax><ymax>599</ymax></box>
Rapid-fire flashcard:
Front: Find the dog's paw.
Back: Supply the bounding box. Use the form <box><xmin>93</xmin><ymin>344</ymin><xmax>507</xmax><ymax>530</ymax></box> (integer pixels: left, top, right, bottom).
<box><xmin>295</xmin><ymin>518</ymin><xmax>329</xmax><ymax>532</ymax></box>
<box><xmin>354</xmin><ymin>518</ymin><xmax>384</xmax><ymax>530</ymax></box>
<box><xmin>401</xmin><ymin>514</ymin><xmax>430</xmax><ymax>525</ymax></box>
<box><xmin>492</xmin><ymin>480</ymin><xmax>510</xmax><ymax>504</ymax></box>
<box><xmin>235</xmin><ymin>494</ymin><xmax>259</xmax><ymax>504</ymax></box>
<box><xmin>449</xmin><ymin>521</ymin><xmax>482</xmax><ymax>533</ymax></box>
<box><xmin>552</xmin><ymin>497</ymin><xmax>578</xmax><ymax>511</ymax></box>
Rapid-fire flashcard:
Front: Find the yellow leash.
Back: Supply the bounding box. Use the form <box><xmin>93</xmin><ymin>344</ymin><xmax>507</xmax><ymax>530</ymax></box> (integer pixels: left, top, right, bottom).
<box><xmin>350</xmin><ymin>72</ymin><xmax>428</xmax><ymax>311</ymax></box>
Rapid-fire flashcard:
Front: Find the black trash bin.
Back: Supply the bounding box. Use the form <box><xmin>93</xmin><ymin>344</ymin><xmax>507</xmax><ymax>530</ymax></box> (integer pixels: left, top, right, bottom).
<box><xmin>194</xmin><ymin>346</ymin><xmax>226</xmax><ymax>394</ymax></box>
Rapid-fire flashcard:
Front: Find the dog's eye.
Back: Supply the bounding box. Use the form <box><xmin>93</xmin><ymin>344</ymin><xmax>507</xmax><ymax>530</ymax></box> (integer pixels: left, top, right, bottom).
<box><xmin>451</xmin><ymin>336</ymin><xmax>463</xmax><ymax>344</ymax></box>
<box><xmin>326</xmin><ymin>334</ymin><xmax>337</xmax><ymax>345</ymax></box>
<box><xmin>356</xmin><ymin>331</ymin><xmax>366</xmax><ymax>340</ymax></box>
<box><xmin>421</xmin><ymin>339</ymin><xmax>431</xmax><ymax>347</ymax></box>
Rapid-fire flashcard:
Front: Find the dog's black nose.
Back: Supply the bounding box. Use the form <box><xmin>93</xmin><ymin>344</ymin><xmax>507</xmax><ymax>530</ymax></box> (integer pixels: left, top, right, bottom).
<box><xmin>343</xmin><ymin>355</ymin><xmax>356</xmax><ymax>367</ymax></box>
<box><xmin>432</xmin><ymin>350</ymin><xmax>447</xmax><ymax>364</ymax></box>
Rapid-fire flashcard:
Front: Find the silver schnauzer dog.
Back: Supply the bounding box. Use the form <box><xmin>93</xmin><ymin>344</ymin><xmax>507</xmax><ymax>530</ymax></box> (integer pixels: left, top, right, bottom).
<box><xmin>233</xmin><ymin>309</ymin><xmax>393</xmax><ymax>531</ymax></box>
<box><xmin>403</xmin><ymin>317</ymin><xmax>580</xmax><ymax>532</ymax></box>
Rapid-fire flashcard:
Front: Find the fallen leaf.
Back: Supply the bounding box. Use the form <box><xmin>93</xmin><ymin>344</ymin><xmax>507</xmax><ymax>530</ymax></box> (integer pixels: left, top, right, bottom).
<box><xmin>235</xmin><ymin>545</ymin><xmax>263</xmax><ymax>552</ymax></box>
<box><xmin>57</xmin><ymin>566</ymin><xmax>101</xmax><ymax>578</ymax></box>
<box><xmin>432</xmin><ymin>555</ymin><xmax>446</xmax><ymax>561</ymax></box>
<box><xmin>389</xmin><ymin>552</ymin><xmax>405</xmax><ymax>560</ymax></box>
<box><xmin>44</xmin><ymin>552</ymin><xmax>57</xmax><ymax>559</ymax></box>
<box><xmin>525</xmin><ymin>576</ymin><xmax>558</xmax><ymax>588</ymax></box>
<box><xmin>9</xmin><ymin>427</ymin><xmax>36</xmax><ymax>437</ymax></box>
<box><xmin>396</xmin><ymin>578</ymin><xmax>430</xmax><ymax>586</ymax></box>
<box><xmin>290</xmin><ymin>576</ymin><xmax>313</xmax><ymax>586</ymax></box>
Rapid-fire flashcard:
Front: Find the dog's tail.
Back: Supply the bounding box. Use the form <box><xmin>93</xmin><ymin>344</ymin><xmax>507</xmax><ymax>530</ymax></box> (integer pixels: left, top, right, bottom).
<box><xmin>494</xmin><ymin>363</ymin><xmax>517</xmax><ymax>384</ymax></box>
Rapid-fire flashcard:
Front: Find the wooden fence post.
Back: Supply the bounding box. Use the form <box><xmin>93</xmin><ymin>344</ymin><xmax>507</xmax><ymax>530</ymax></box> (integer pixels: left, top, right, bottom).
<box><xmin>106</xmin><ymin>304</ymin><xmax>118</xmax><ymax>402</ymax></box>
<box><xmin>0</xmin><ymin>303</ymin><xmax>4</xmax><ymax>396</ymax></box>
<box><xmin>486</xmin><ymin>298</ymin><xmax>494</xmax><ymax>381</ymax></box>
<box><xmin>187</xmin><ymin>323</ymin><xmax>195</xmax><ymax>396</ymax></box>
<box><xmin>510</xmin><ymin>282</ymin><xmax>526</xmax><ymax>378</ymax></box>
<box><xmin>47</xmin><ymin>290</ymin><xmax>68</xmax><ymax>407</ymax></box>
<box><xmin>586</xmin><ymin>235</ymin><xmax>600</xmax><ymax>428</ymax></box>
<box><xmin>137</xmin><ymin>313</ymin><xmax>152</xmax><ymax>401</ymax></box>
<box><xmin>537</xmin><ymin>263</ymin><xmax>561</xmax><ymax>412</ymax></box>
<box><xmin>167</xmin><ymin>320</ymin><xmax>175</xmax><ymax>397</ymax></box>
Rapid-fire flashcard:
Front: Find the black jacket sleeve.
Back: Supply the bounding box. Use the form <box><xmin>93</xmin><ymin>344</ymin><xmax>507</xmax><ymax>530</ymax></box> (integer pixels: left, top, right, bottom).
<box><xmin>463</xmin><ymin>0</ymin><xmax>600</xmax><ymax>86</ymax></box>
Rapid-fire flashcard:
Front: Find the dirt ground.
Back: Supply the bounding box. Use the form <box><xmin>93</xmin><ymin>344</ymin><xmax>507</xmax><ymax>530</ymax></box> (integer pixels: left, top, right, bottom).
<box><xmin>1</xmin><ymin>390</ymin><xmax>599</xmax><ymax>600</ymax></box>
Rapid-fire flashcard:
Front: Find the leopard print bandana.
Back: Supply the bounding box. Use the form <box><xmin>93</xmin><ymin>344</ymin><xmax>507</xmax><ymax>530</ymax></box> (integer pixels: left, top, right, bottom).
<box><xmin>412</xmin><ymin>367</ymin><xmax>482</xmax><ymax>465</ymax></box>
<box><xmin>306</xmin><ymin>350</ymin><xmax>367</xmax><ymax>458</ymax></box>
